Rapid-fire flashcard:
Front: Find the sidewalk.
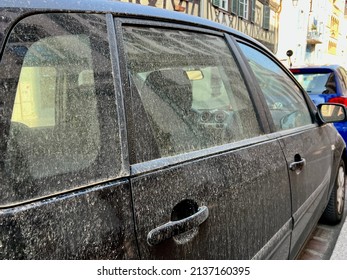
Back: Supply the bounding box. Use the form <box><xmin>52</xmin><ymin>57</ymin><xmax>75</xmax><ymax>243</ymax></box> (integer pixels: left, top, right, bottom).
<box><xmin>330</xmin><ymin>215</ymin><xmax>347</xmax><ymax>259</ymax></box>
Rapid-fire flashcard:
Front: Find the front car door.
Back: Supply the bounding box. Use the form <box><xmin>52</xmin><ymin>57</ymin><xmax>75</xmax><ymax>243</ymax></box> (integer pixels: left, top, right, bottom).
<box><xmin>237</xmin><ymin>41</ymin><xmax>335</xmax><ymax>258</ymax></box>
<box><xmin>118</xmin><ymin>19</ymin><xmax>293</xmax><ymax>259</ymax></box>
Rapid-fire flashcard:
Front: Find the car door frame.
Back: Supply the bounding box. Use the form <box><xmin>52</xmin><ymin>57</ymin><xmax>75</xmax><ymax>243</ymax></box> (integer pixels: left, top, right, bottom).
<box><xmin>231</xmin><ymin>36</ymin><xmax>338</xmax><ymax>258</ymax></box>
<box><xmin>114</xmin><ymin>16</ymin><xmax>294</xmax><ymax>259</ymax></box>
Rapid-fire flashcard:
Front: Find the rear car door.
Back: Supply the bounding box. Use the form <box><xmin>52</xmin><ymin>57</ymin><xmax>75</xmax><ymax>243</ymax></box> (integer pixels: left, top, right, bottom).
<box><xmin>237</xmin><ymin>42</ymin><xmax>335</xmax><ymax>258</ymax></box>
<box><xmin>0</xmin><ymin>13</ymin><xmax>137</xmax><ymax>259</ymax></box>
<box><xmin>118</xmin><ymin>20</ymin><xmax>293</xmax><ymax>259</ymax></box>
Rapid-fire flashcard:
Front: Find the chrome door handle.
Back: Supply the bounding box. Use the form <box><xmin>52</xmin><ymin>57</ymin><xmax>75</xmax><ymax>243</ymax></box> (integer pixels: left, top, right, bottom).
<box><xmin>147</xmin><ymin>206</ymin><xmax>209</xmax><ymax>246</ymax></box>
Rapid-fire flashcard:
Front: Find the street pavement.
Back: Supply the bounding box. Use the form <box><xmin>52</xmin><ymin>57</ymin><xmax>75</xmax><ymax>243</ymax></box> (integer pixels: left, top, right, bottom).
<box><xmin>298</xmin><ymin>199</ymin><xmax>347</xmax><ymax>260</ymax></box>
<box><xmin>330</xmin><ymin>214</ymin><xmax>347</xmax><ymax>259</ymax></box>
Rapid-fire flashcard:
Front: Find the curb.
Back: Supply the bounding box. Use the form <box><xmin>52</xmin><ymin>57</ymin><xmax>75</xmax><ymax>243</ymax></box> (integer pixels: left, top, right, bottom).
<box><xmin>330</xmin><ymin>216</ymin><xmax>347</xmax><ymax>259</ymax></box>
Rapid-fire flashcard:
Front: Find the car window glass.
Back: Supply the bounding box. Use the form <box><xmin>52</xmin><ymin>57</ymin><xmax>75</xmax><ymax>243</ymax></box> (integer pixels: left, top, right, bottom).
<box><xmin>238</xmin><ymin>43</ymin><xmax>313</xmax><ymax>130</ymax></box>
<box><xmin>122</xmin><ymin>27</ymin><xmax>262</xmax><ymax>161</ymax></box>
<box><xmin>293</xmin><ymin>71</ymin><xmax>336</xmax><ymax>94</ymax></box>
<box><xmin>0</xmin><ymin>14</ymin><xmax>121</xmax><ymax>206</ymax></box>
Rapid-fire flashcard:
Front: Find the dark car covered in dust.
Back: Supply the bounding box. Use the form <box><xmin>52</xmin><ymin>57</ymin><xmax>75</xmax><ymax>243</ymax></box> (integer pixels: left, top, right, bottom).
<box><xmin>0</xmin><ymin>0</ymin><xmax>346</xmax><ymax>259</ymax></box>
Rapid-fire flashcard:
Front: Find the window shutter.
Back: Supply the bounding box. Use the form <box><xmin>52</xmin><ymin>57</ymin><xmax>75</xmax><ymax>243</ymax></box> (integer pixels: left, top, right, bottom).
<box><xmin>232</xmin><ymin>0</ymin><xmax>238</xmax><ymax>14</ymax></box>
<box><xmin>263</xmin><ymin>5</ymin><xmax>270</xmax><ymax>30</ymax></box>
<box><xmin>251</xmin><ymin>0</ymin><xmax>256</xmax><ymax>23</ymax></box>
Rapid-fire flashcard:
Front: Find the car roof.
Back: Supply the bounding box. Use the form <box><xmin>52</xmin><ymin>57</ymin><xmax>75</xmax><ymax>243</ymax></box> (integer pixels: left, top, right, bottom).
<box><xmin>0</xmin><ymin>0</ymin><xmax>262</xmax><ymax>48</ymax></box>
<box><xmin>291</xmin><ymin>65</ymin><xmax>341</xmax><ymax>71</ymax></box>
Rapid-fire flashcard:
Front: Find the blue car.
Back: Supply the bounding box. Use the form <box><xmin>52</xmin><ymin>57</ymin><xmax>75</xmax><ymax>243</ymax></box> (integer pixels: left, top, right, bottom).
<box><xmin>291</xmin><ymin>65</ymin><xmax>347</xmax><ymax>143</ymax></box>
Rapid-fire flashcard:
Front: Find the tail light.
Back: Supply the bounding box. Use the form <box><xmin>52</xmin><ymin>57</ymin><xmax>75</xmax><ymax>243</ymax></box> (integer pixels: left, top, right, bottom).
<box><xmin>290</xmin><ymin>69</ymin><xmax>301</xmax><ymax>74</ymax></box>
<box><xmin>328</xmin><ymin>97</ymin><xmax>347</xmax><ymax>106</ymax></box>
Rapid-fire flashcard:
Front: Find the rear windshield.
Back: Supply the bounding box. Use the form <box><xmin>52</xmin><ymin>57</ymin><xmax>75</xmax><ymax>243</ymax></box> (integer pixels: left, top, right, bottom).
<box><xmin>293</xmin><ymin>71</ymin><xmax>336</xmax><ymax>94</ymax></box>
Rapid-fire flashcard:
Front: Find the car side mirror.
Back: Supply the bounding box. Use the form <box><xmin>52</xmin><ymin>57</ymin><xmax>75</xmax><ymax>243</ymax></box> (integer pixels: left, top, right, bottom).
<box><xmin>317</xmin><ymin>103</ymin><xmax>347</xmax><ymax>123</ymax></box>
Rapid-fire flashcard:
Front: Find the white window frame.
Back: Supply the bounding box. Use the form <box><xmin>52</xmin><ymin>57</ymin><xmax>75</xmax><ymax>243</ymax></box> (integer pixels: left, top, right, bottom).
<box><xmin>212</xmin><ymin>0</ymin><xmax>229</xmax><ymax>11</ymax></box>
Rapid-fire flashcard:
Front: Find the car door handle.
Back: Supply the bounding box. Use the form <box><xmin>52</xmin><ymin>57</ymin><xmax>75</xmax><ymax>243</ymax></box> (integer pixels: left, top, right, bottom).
<box><xmin>289</xmin><ymin>157</ymin><xmax>306</xmax><ymax>172</ymax></box>
<box><xmin>147</xmin><ymin>206</ymin><xmax>209</xmax><ymax>246</ymax></box>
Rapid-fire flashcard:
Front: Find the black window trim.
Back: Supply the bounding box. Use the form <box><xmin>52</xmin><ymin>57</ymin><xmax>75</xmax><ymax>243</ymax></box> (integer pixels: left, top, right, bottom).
<box><xmin>225</xmin><ymin>34</ymin><xmax>271</xmax><ymax>134</ymax></box>
<box><xmin>106</xmin><ymin>13</ymin><xmax>130</xmax><ymax>177</ymax></box>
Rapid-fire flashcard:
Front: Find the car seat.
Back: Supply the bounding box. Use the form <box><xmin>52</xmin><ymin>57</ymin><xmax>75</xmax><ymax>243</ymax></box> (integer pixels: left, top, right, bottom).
<box><xmin>141</xmin><ymin>68</ymin><xmax>202</xmax><ymax>156</ymax></box>
<box><xmin>323</xmin><ymin>73</ymin><xmax>336</xmax><ymax>94</ymax></box>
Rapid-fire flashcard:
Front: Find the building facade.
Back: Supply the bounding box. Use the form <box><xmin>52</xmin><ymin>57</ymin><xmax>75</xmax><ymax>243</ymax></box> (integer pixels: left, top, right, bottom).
<box><xmin>276</xmin><ymin>0</ymin><xmax>347</xmax><ymax>67</ymax></box>
<box><xmin>122</xmin><ymin>0</ymin><xmax>282</xmax><ymax>52</ymax></box>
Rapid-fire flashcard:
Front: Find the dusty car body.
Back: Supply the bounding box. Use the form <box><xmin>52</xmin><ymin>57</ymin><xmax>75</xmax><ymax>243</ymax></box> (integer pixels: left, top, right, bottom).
<box><xmin>0</xmin><ymin>0</ymin><xmax>346</xmax><ymax>260</ymax></box>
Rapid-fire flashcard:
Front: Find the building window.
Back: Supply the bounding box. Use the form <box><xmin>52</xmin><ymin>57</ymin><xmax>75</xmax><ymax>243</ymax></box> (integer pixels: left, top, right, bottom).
<box><xmin>213</xmin><ymin>0</ymin><xmax>255</xmax><ymax>22</ymax></box>
<box><xmin>330</xmin><ymin>16</ymin><xmax>339</xmax><ymax>39</ymax></box>
<box><xmin>239</xmin><ymin>0</ymin><xmax>249</xmax><ymax>19</ymax></box>
<box><xmin>212</xmin><ymin>0</ymin><xmax>228</xmax><ymax>11</ymax></box>
<box><xmin>328</xmin><ymin>41</ymin><xmax>337</xmax><ymax>55</ymax></box>
<box><xmin>231</xmin><ymin>1</ymin><xmax>256</xmax><ymax>21</ymax></box>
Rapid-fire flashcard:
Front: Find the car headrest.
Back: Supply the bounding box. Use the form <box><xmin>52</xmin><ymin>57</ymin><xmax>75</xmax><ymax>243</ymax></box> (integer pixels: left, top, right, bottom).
<box><xmin>144</xmin><ymin>69</ymin><xmax>192</xmax><ymax>114</ymax></box>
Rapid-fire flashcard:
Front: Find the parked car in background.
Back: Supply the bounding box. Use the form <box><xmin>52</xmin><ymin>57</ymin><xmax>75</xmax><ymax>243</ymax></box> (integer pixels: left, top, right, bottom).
<box><xmin>290</xmin><ymin>65</ymin><xmax>347</xmax><ymax>143</ymax></box>
<box><xmin>0</xmin><ymin>0</ymin><xmax>346</xmax><ymax>260</ymax></box>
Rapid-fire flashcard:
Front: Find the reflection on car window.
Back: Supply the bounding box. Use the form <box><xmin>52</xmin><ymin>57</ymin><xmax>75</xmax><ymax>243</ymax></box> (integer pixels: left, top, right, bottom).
<box><xmin>238</xmin><ymin>43</ymin><xmax>312</xmax><ymax>131</ymax></box>
<box><xmin>293</xmin><ymin>72</ymin><xmax>336</xmax><ymax>94</ymax></box>
<box><xmin>320</xmin><ymin>104</ymin><xmax>346</xmax><ymax>122</ymax></box>
<box><xmin>0</xmin><ymin>14</ymin><xmax>120</xmax><ymax>206</ymax></box>
<box><xmin>123</xmin><ymin>27</ymin><xmax>262</xmax><ymax>161</ymax></box>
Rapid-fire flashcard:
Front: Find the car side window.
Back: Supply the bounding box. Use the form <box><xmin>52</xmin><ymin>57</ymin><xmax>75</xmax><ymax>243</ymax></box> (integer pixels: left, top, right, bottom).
<box><xmin>0</xmin><ymin>13</ymin><xmax>121</xmax><ymax>206</ymax></box>
<box><xmin>238</xmin><ymin>43</ymin><xmax>313</xmax><ymax>131</ymax></box>
<box><xmin>122</xmin><ymin>26</ymin><xmax>263</xmax><ymax>161</ymax></box>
